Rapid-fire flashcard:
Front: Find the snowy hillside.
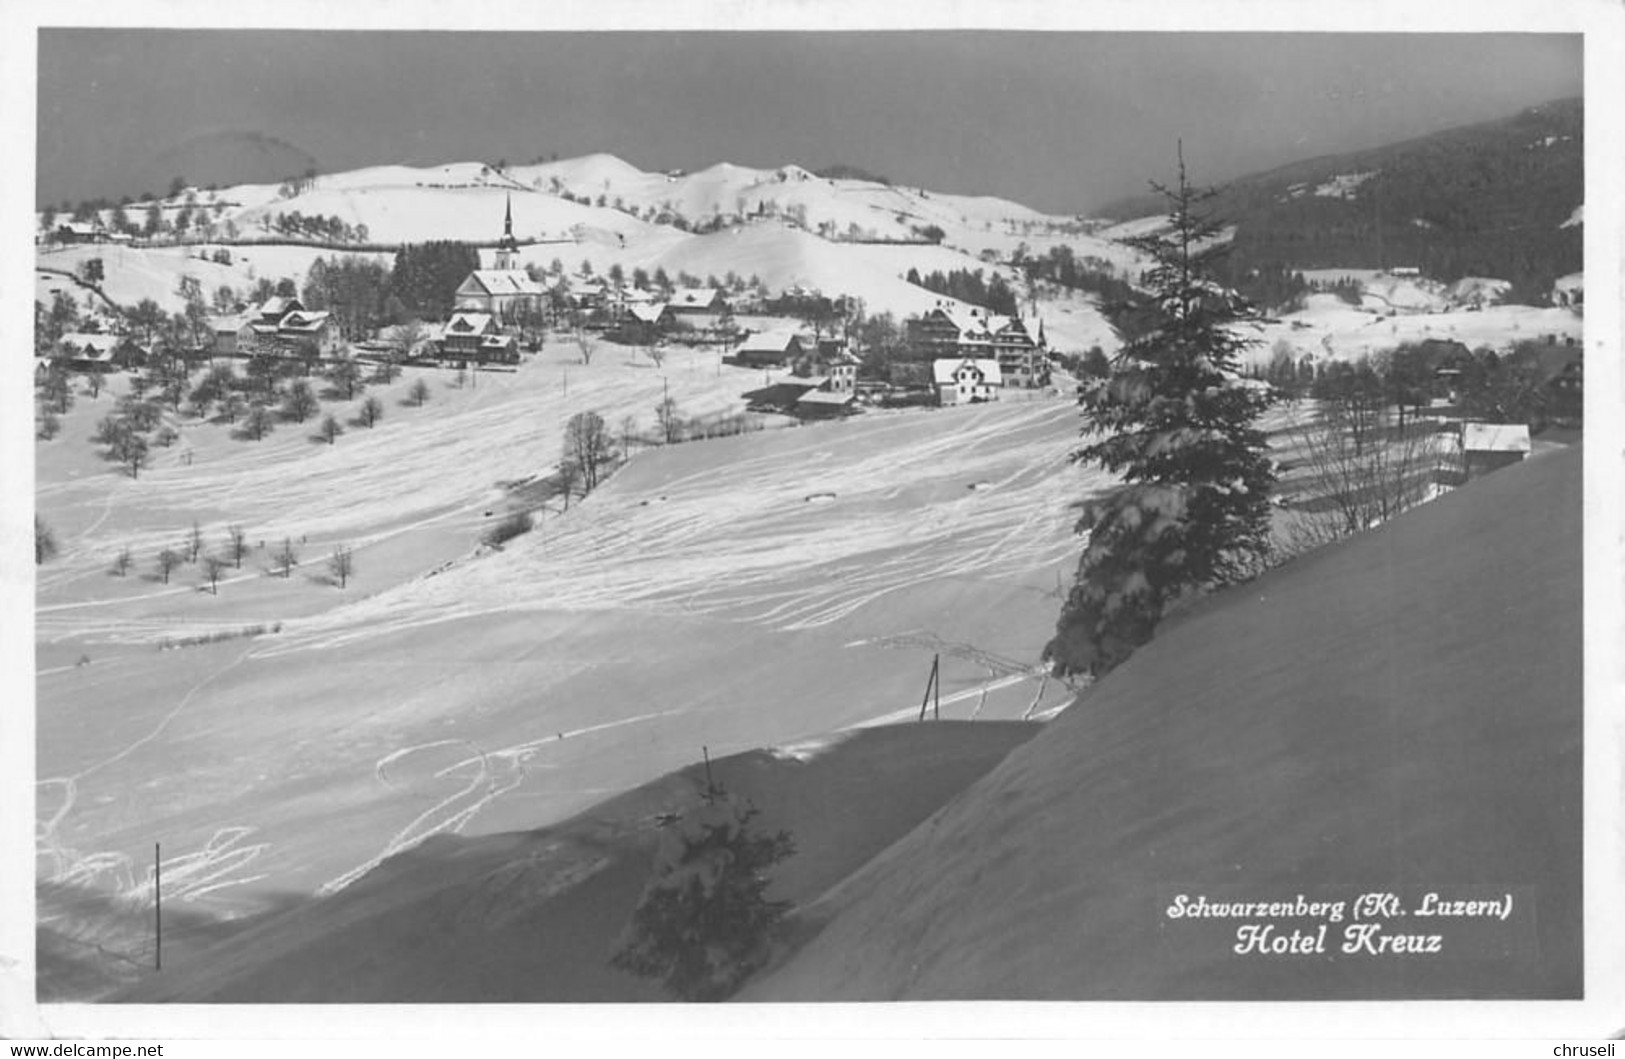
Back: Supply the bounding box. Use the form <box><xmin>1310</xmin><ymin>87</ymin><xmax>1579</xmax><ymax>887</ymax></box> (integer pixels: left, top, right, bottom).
<box><xmin>37</xmin><ymin>153</ymin><xmax>1127</xmax><ymax>347</ymax></box>
<box><xmin>750</xmin><ymin>445</ymin><xmax>1582</xmax><ymax>1001</ymax></box>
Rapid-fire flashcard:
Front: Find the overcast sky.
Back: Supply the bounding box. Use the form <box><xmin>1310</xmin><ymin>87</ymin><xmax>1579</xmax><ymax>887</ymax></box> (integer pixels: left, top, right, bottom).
<box><xmin>37</xmin><ymin>30</ymin><xmax>1582</xmax><ymax>213</ymax></box>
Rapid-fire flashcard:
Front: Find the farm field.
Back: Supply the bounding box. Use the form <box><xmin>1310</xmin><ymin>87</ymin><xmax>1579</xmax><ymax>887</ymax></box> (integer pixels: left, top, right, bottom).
<box><xmin>36</xmin><ymin>356</ymin><xmax>1103</xmax><ymax>995</ymax></box>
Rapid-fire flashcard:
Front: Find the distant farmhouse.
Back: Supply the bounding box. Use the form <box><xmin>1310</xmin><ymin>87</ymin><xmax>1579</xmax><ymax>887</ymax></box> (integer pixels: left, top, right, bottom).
<box><xmin>54</xmin><ymin>332</ymin><xmax>147</xmax><ymax>373</ymax></box>
<box><xmin>668</xmin><ymin>286</ymin><xmax>727</xmax><ymax>315</ymax></box>
<box><xmin>741</xmin><ymin>374</ymin><xmax>856</xmax><ymax>419</ymax></box>
<box><xmin>735</xmin><ymin>329</ymin><xmax>806</xmax><ymax>368</ymax></box>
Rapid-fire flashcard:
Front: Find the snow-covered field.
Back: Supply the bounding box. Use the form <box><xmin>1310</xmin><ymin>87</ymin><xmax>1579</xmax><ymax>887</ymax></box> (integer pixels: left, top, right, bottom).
<box><xmin>36</xmin><ymin>350</ymin><xmax>1100</xmax><ymax>953</ymax></box>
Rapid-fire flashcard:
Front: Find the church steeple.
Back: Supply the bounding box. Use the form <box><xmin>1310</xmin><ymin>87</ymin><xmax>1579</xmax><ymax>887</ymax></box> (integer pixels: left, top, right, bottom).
<box><xmin>494</xmin><ymin>195</ymin><xmax>519</xmax><ymax>270</ymax></box>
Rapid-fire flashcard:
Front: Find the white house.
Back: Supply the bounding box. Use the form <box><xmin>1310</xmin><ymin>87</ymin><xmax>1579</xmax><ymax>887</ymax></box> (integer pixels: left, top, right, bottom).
<box><xmin>933</xmin><ymin>357</ymin><xmax>1002</xmax><ymax>405</ymax></box>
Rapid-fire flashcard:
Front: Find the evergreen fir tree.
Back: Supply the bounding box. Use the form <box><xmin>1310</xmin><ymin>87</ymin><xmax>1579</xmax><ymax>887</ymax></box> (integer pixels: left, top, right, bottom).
<box><xmin>610</xmin><ymin>781</ymin><xmax>795</xmax><ymax>1001</ymax></box>
<box><xmin>1046</xmin><ymin>149</ymin><xmax>1277</xmax><ymax>678</ymax></box>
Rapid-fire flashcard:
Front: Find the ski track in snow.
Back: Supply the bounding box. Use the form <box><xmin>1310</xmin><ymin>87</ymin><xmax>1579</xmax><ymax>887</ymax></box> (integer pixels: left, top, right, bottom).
<box><xmin>39</xmin><ymin>378</ymin><xmax>1107</xmax><ymax>906</ymax></box>
<box><xmin>36</xmin><ymin>649</ymin><xmax>273</xmax><ymax>906</ymax></box>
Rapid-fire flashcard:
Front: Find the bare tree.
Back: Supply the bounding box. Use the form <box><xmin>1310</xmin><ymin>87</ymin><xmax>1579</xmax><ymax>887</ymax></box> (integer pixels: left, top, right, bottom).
<box><xmin>155</xmin><ymin>547</ymin><xmax>182</xmax><ymax>584</ymax></box>
<box><xmin>645</xmin><ymin>342</ymin><xmax>667</xmax><ymax>368</ymax></box>
<box><xmin>408</xmin><ymin>378</ymin><xmax>430</xmax><ymax>407</ymax></box>
<box><xmin>556</xmin><ymin>459</ymin><xmax>582</xmax><ymax>511</ymax></box>
<box><xmin>242</xmin><ymin>404</ymin><xmax>275</xmax><ymax>440</ymax></box>
<box><xmin>1286</xmin><ymin>411</ymin><xmax>1444</xmax><ymax>550</ymax></box>
<box><xmin>111</xmin><ymin>546</ymin><xmax>132</xmax><ymax>577</ymax></box>
<box><xmin>564</xmin><ymin>410</ymin><xmax>616</xmax><ymax>494</ymax></box>
<box><xmin>574</xmin><ymin>329</ymin><xmax>598</xmax><ymax>366</ymax></box>
<box><xmin>282</xmin><ymin>379</ymin><xmax>319</xmax><ymax>423</ymax></box>
<box><xmin>227</xmin><ymin>524</ymin><xmax>248</xmax><ymax>568</ymax></box>
<box><xmin>656</xmin><ymin>396</ymin><xmax>683</xmax><ymax>444</ymax></box>
<box><xmin>319</xmin><ymin>413</ymin><xmax>344</xmax><ymax>444</ymax></box>
<box><xmin>272</xmin><ymin>537</ymin><xmax>299</xmax><ymax>578</ymax></box>
<box><xmin>325</xmin><ymin>357</ymin><xmax>364</xmax><ymax>400</ymax></box>
<box><xmin>187</xmin><ymin>519</ymin><xmax>205</xmax><ymax>563</ymax></box>
<box><xmin>358</xmin><ymin>395</ymin><xmax>384</xmax><ymax>428</ymax></box>
<box><xmin>202</xmin><ymin>554</ymin><xmax>229</xmax><ymax>594</ymax></box>
<box><xmin>327</xmin><ymin>544</ymin><xmax>355</xmax><ymax>589</ymax></box>
<box><xmin>119</xmin><ymin>432</ymin><xmax>150</xmax><ymax>479</ymax></box>
<box><xmin>371</xmin><ymin>358</ymin><xmax>403</xmax><ymax>385</ymax></box>
<box><xmin>621</xmin><ymin>414</ymin><xmax>639</xmax><ymax>455</ymax></box>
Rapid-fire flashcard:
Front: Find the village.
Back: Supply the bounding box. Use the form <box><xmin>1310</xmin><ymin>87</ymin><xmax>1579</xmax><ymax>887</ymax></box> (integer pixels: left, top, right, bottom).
<box><xmin>38</xmin><ymin>196</ymin><xmax>1063</xmax><ymax>432</ymax></box>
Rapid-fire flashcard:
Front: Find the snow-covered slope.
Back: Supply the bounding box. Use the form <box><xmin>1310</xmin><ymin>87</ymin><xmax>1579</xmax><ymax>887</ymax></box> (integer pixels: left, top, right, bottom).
<box><xmin>749</xmin><ymin>445</ymin><xmax>1582</xmax><ymax>1000</ymax></box>
<box><xmin>39</xmin><ymin>153</ymin><xmax>1117</xmax><ymax>338</ymax></box>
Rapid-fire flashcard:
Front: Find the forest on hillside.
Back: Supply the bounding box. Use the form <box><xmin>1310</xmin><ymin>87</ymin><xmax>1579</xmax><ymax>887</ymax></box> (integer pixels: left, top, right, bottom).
<box><xmin>1099</xmin><ymin>99</ymin><xmax>1583</xmax><ymax>303</ymax></box>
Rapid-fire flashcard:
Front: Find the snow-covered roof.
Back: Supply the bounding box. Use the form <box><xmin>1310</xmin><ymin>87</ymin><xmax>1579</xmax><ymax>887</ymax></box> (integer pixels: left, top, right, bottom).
<box><xmin>627</xmin><ymin>303</ymin><xmax>668</xmax><ymax>324</ymax></box>
<box><xmin>279</xmin><ymin>310</ymin><xmax>331</xmax><ymax>333</ymax></box>
<box><xmin>797</xmin><ymin>389</ymin><xmax>854</xmax><ymax>407</ymax></box>
<box><xmin>209</xmin><ymin>314</ymin><xmax>250</xmax><ymax>334</ymax></box>
<box><xmin>738</xmin><ymin>330</ymin><xmax>801</xmax><ymax>353</ymax></box>
<box><xmin>59</xmin><ymin>332</ymin><xmax>122</xmax><ymax>354</ymax></box>
<box><xmin>480</xmin><ymin>333</ymin><xmax>516</xmax><ymax>349</ymax></box>
<box><xmin>445</xmin><ymin>311</ymin><xmax>495</xmax><ymax>334</ymax></box>
<box><xmin>463</xmin><ymin>270</ymin><xmax>542</xmax><ymax>297</ymax></box>
<box><xmin>1462</xmin><ymin>423</ymin><xmax>1531</xmax><ymax>455</ymax></box>
<box><xmin>257</xmin><ymin>296</ymin><xmax>298</xmax><ymax>318</ymax></box>
<box><xmin>933</xmin><ymin>358</ymin><xmax>1002</xmax><ymax>385</ymax></box>
<box><xmin>671</xmin><ymin>287</ymin><xmax>722</xmax><ymax>309</ymax></box>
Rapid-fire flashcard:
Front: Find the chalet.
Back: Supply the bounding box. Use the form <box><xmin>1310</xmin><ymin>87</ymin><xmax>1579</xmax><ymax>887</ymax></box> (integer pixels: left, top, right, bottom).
<box><xmin>909</xmin><ymin>303</ymin><xmax>979</xmax><ymax>361</ymax></box>
<box><xmin>616</xmin><ymin>302</ymin><xmax>671</xmax><ymax>345</ymax></box>
<box><xmin>56</xmin><ymin>332</ymin><xmax>147</xmax><ymax>372</ymax></box>
<box><xmin>438</xmin><ymin>311</ymin><xmax>499</xmax><ymax>360</ymax></box>
<box><xmin>1461</xmin><ymin>423</ymin><xmax>1531</xmax><ymax>480</ymax></box>
<box><xmin>52</xmin><ymin>221</ymin><xmax>104</xmax><ymax>245</ymax></box>
<box><xmin>933</xmin><ymin>357</ymin><xmax>1002</xmax><ymax>405</ymax></box>
<box><xmin>453</xmin><ymin>198</ymin><xmax>544</xmax><ymax>318</ymax></box>
<box><xmin>735</xmin><ymin>330</ymin><xmax>806</xmax><ymax>368</ymax></box>
<box><xmin>908</xmin><ymin>301</ymin><xmax>1044</xmax><ymax>387</ymax></box>
<box><xmin>668</xmin><ymin>287</ymin><xmax>726</xmax><ymax>314</ymax></box>
<box><xmin>241</xmin><ymin>297</ymin><xmax>343</xmax><ymax>359</ymax></box>
<box><xmin>988</xmin><ymin>314</ymin><xmax>1044</xmax><ymax>387</ymax></box>
<box><xmin>791</xmin><ymin>341</ymin><xmax>860</xmax><ymax>392</ymax></box>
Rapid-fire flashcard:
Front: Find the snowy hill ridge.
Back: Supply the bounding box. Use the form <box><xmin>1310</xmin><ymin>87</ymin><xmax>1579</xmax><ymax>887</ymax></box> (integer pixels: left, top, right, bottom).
<box><xmin>40</xmin><ymin>150</ymin><xmax>1128</xmax><ymax>354</ymax></box>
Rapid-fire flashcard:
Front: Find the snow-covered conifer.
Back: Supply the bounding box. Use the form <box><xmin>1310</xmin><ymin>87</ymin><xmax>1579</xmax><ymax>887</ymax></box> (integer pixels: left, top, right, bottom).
<box><xmin>1047</xmin><ymin>149</ymin><xmax>1276</xmax><ymax>677</ymax></box>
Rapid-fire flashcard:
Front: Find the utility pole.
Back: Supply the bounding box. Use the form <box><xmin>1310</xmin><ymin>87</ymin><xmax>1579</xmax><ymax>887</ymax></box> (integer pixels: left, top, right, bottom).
<box><xmin>153</xmin><ymin>842</ymin><xmax>162</xmax><ymax>971</ymax></box>
<box><xmin>918</xmin><ymin>653</ymin><xmax>941</xmax><ymax>721</ymax></box>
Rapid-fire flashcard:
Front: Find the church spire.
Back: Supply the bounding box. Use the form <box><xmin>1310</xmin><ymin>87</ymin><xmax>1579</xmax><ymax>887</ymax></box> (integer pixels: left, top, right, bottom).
<box><xmin>495</xmin><ymin>195</ymin><xmax>519</xmax><ymax>270</ymax></box>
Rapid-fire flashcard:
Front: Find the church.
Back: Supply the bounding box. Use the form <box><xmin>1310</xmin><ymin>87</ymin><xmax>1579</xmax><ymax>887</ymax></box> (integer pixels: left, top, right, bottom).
<box><xmin>453</xmin><ymin>197</ymin><xmax>545</xmax><ymax>320</ymax></box>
